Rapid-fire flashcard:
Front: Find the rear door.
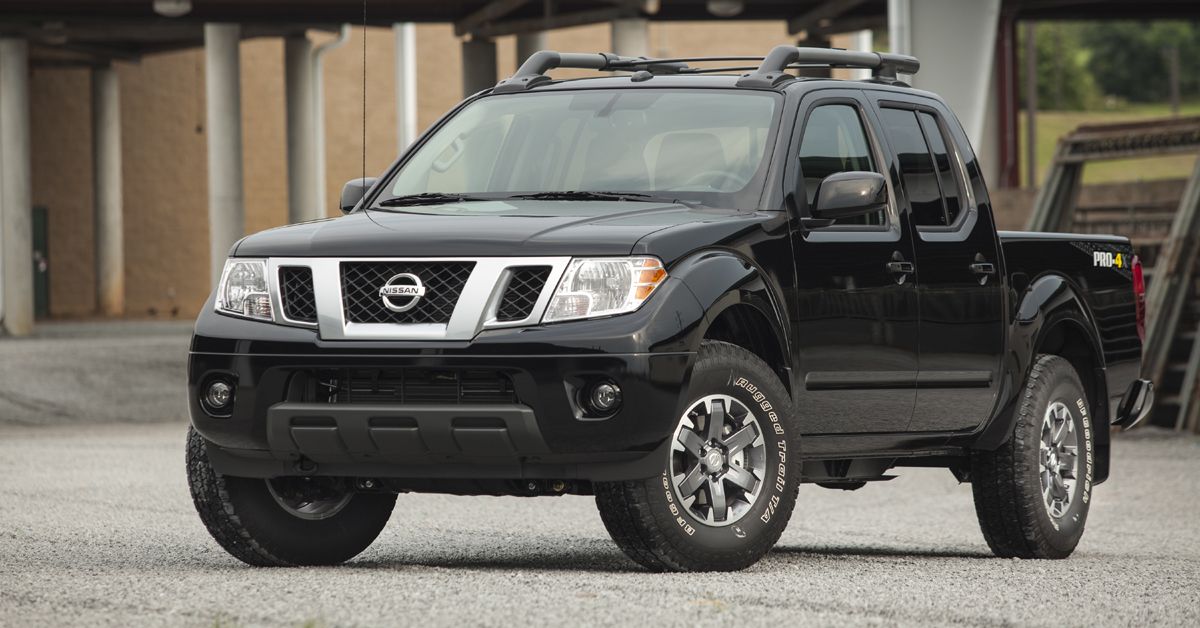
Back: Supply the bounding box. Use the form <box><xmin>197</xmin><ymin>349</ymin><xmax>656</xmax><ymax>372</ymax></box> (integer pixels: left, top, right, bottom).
<box><xmin>869</xmin><ymin>94</ymin><xmax>1004</xmax><ymax>432</ymax></box>
<box><xmin>788</xmin><ymin>90</ymin><xmax>919</xmax><ymax>434</ymax></box>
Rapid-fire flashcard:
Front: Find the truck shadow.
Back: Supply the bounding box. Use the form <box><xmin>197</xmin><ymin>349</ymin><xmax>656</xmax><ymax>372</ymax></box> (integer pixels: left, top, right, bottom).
<box><xmin>772</xmin><ymin>544</ymin><xmax>993</xmax><ymax>560</ymax></box>
<box><xmin>345</xmin><ymin>543</ymin><xmax>994</xmax><ymax>572</ymax></box>
<box><xmin>353</xmin><ymin>547</ymin><xmax>637</xmax><ymax>572</ymax></box>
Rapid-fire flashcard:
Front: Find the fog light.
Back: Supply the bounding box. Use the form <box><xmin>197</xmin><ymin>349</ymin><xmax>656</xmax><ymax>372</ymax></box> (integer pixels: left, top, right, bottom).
<box><xmin>587</xmin><ymin>381</ymin><xmax>622</xmax><ymax>414</ymax></box>
<box><xmin>204</xmin><ymin>380</ymin><xmax>234</xmax><ymax>411</ymax></box>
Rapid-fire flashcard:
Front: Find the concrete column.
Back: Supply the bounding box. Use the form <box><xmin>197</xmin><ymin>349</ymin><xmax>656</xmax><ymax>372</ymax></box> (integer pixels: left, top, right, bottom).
<box><xmin>394</xmin><ymin>23</ymin><xmax>417</xmax><ymax>151</ymax></box>
<box><xmin>515</xmin><ymin>31</ymin><xmax>546</xmax><ymax>66</ymax></box>
<box><xmin>796</xmin><ymin>34</ymin><xmax>832</xmax><ymax>78</ymax></box>
<box><xmin>204</xmin><ymin>23</ymin><xmax>244</xmax><ymax>287</ymax></box>
<box><xmin>888</xmin><ymin>0</ymin><xmax>912</xmax><ymax>55</ymax></box>
<box><xmin>313</xmin><ymin>24</ymin><xmax>350</xmax><ymax>216</ymax></box>
<box><xmin>611</xmin><ymin>18</ymin><xmax>648</xmax><ymax>57</ymax></box>
<box><xmin>893</xmin><ymin>0</ymin><xmax>1001</xmax><ymax>183</ymax></box>
<box><xmin>0</xmin><ymin>38</ymin><xmax>33</xmax><ymax>336</ymax></box>
<box><xmin>285</xmin><ymin>34</ymin><xmax>318</xmax><ymax>224</ymax></box>
<box><xmin>91</xmin><ymin>64</ymin><xmax>124</xmax><ymax>316</ymax></box>
<box><xmin>846</xmin><ymin>30</ymin><xmax>874</xmax><ymax>80</ymax></box>
<box><xmin>462</xmin><ymin>37</ymin><xmax>497</xmax><ymax>98</ymax></box>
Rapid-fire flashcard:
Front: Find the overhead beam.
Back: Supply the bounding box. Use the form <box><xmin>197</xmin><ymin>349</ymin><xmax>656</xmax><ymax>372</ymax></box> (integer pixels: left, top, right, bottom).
<box><xmin>804</xmin><ymin>15</ymin><xmax>886</xmax><ymax>38</ymax></box>
<box><xmin>29</xmin><ymin>41</ymin><xmax>141</xmax><ymax>63</ymax></box>
<box><xmin>788</xmin><ymin>0</ymin><xmax>869</xmax><ymax>35</ymax></box>
<box><xmin>472</xmin><ymin>7</ymin><xmax>635</xmax><ymax>39</ymax></box>
<box><xmin>454</xmin><ymin>0</ymin><xmax>532</xmax><ymax>37</ymax></box>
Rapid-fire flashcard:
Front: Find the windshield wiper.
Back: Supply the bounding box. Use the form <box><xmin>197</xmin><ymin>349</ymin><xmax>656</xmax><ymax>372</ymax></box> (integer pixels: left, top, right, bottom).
<box><xmin>507</xmin><ymin>191</ymin><xmax>628</xmax><ymax>201</ymax></box>
<box><xmin>507</xmin><ymin>191</ymin><xmax>702</xmax><ymax>207</ymax></box>
<box><xmin>376</xmin><ymin>192</ymin><xmax>495</xmax><ymax>207</ymax></box>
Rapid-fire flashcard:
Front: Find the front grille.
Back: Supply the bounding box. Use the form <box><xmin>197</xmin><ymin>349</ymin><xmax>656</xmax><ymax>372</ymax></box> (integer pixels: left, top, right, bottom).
<box><xmin>341</xmin><ymin>261</ymin><xmax>475</xmax><ymax>324</ymax></box>
<box><xmin>496</xmin><ymin>266</ymin><xmax>551</xmax><ymax>322</ymax></box>
<box><xmin>279</xmin><ymin>266</ymin><xmax>317</xmax><ymax>323</ymax></box>
<box><xmin>307</xmin><ymin>368</ymin><xmax>516</xmax><ymax>404</ymax></box>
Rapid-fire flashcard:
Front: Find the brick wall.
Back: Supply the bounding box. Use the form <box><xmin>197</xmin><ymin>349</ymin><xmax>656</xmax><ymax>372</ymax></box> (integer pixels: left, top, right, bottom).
<box><xmin>28</xmin><ymin>21</ymin><xmax>812</xmax><ymax>320</ymax></box>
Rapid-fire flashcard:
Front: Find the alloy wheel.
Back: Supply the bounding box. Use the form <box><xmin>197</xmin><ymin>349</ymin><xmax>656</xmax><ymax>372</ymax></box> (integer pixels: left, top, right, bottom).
<box><xmin>1040</xmin><ymin>401</ymin><xmax>1080</xmax><ymax>519</ymax></box>
<box><xmin>669</xmin><ymin>394</ymin><xmax>767</xmax><ymax>527</ymax></box>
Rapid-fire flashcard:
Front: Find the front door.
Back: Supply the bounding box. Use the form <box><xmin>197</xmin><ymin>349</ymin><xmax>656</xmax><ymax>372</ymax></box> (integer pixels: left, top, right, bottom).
<box><xmin>871</xmin><ymin>99</ymin><xmax>1004</xmax><ymax>432</ymax></box>
<box><xmin>789</xmin><ymin>92</ymin><xmax>919</xmax><ymax>434</ymax></box>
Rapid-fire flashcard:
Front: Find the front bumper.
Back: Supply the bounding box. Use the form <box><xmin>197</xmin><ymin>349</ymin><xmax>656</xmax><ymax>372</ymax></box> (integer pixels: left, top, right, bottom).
<box><xmin>188</xmin><ymin>281</ymin><xmax>705</xmax><ymax>481</ymax></box>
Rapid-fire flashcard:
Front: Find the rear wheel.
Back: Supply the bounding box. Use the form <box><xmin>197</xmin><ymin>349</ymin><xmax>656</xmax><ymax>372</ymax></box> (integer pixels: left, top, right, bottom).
<box><xmin>595</xmin><ymin>341</ymin><xmax>799</xmax><ymax>572</ymax></box>
<box><xmin>971</xmin><ymin>354</ymin><xmax>1095</xmax><ymax>558</ymax></box>
<box><xmin>186</xmin><ymin>427</ymin><xmax>396</xmax><ymax>566</ymax></box>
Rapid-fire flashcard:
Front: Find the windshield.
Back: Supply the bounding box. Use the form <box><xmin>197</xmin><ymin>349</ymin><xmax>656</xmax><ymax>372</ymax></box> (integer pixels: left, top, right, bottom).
<box><xmin>377</xmin><ymin>89</ymin><xmax>780</xmax><ymax>210</ymax></box>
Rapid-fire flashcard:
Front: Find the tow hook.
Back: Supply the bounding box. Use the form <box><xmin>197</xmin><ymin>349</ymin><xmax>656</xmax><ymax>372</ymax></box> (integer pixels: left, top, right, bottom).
<box><xmin>356</xmin><ymin>478</ymin><xmax>382</xmax><ymax>491</ymax></box>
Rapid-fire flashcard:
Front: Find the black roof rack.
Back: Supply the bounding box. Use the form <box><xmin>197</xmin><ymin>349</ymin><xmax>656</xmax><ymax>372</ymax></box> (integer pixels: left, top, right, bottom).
<box><xmin>492</xmin><ymin>46</ymin><xmax>920</xmax><ymax>93</ymax></box>
<box><xmin>736</xmin><ymin>45</ymin><xmax>919</xmax><ymax>88</ymax></box>
<box><xmin>493</xmin><ymin>51</ymin><xmax>690</xmax><ymax>93</ymax></box>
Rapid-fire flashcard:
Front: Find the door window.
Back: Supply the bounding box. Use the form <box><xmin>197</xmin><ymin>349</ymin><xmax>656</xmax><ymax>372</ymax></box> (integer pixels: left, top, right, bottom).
<box><xmin>797</xmin><ymin>104</ymin><xmax>883</xmax><ymax>226</ymax></box>
<box><xmin>918</xmin><ymin>111</ymin><xmax>965</xmax><ymax>225</ymax></box>
<box><xmin>879</xmin><ymin>107</ymin><xmax>966</xmax><ymax>228</ymax></box>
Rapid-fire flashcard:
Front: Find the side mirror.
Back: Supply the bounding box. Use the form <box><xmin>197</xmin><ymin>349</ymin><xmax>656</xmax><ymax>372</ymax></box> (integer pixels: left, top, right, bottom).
<box><xmin>808</xmin><ymin>171</ymin><xmax>887</xmax><ymax>225</ymax></box>
<box><xmin>340</xmin><ymin>177</ymin><xmax>378</xmax><ymax>214</ymax></box>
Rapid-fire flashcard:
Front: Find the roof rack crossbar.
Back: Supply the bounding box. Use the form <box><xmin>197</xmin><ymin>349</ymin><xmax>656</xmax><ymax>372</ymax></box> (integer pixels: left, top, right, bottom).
<box><xmin>608</xmin><ymin>55</ymin><xmax>765</xmax><ymax>66</ymax></box>
<box><xmin>491</xmin><ymin>47</ymin><xmax>921</xmax><ymax>93</ymax></box>
<box><xmin>735</xmin><ymin>45</ymin><xmax>919</xmax><ymax>88</ymax></box>
<box><xmin>493</xmin><ymin>50</ymin><xmax>690</xmax><ymax>93</ymax></box>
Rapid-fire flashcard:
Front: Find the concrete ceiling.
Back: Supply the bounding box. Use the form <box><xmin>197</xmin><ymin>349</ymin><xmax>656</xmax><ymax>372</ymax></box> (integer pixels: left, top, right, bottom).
<box><xmin>2</xmin><ymin>0</ymin><xmax>1195</xmax><ymax>66</ymax></box>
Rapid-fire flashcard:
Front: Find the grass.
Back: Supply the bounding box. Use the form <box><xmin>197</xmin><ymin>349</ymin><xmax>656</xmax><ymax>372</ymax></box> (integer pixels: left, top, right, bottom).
<box><xmin>1019</xmin><ymin>101</ymin><xmax>1200</xmax><ymax>187</ymax></box>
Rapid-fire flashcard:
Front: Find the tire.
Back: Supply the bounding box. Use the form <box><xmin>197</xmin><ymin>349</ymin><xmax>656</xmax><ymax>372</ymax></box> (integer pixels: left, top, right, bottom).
<box><xmin>971</xmin><ymin>354</ymin><xmax>1095</xmax><ymax>559</ymax></box>
<box><xmin>186</xmin><ymin>427</ymin><xmax>397</xmax><ymax>566</ymax></box>
<box><xmin>595</xmin><ymin>341</ymin><xmax>800</xmax><ymax>572</ymax></box>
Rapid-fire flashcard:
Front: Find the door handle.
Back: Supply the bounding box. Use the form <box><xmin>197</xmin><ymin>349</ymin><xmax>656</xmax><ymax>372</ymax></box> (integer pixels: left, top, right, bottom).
<box><xmin>970</xmin><ymin>254</ymin><xmax>996</xmax><ymax>285</ymax></box>
<box><xmin>886</xmin><ymin>251</ymin><xmax>914</xmax><ymax>284</ymax></box>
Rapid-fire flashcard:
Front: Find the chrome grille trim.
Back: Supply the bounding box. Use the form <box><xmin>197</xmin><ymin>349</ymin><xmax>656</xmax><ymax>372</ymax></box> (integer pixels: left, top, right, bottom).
<box><xmin>278</xmin><ymin>266</ymin><xmax>318</xmax><ymax>325</ymax></box>
<box><xmin>265</xmin><ymin>257</ymin><xmax>571</xmax><ymax>340</ymax></box>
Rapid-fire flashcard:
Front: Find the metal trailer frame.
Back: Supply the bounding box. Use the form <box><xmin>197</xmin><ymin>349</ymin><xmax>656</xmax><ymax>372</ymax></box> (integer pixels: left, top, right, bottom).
<box><xmin>1027</xmin><ymin>117</ymin><xmax>1200</xmax><ymax>432</ymax></box>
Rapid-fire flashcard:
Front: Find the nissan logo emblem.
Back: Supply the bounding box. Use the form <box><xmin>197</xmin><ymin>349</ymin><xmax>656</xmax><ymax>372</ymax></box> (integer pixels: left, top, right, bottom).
<box><xmin>379</xmin><ymin>273</ymin><xmax>426</xmax><ymax>312</ymax></box>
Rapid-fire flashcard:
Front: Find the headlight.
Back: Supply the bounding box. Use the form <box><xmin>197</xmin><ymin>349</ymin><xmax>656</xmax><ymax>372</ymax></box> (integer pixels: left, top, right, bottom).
<box><xmin>215</xmin><ymin>258</ymin><xmax>274</xmax><ymax>321</ymax></box>
<box><xmin>543</xmin><ymin>257</ymin><xmax>667</xmax><ymax>323</ymax></box>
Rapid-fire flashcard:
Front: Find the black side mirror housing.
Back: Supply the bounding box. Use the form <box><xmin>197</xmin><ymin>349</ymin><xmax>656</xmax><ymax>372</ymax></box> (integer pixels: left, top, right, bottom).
<box><xmin>340</xmin><ymin>177</ymin><xmax>378</xmax><ymax>214</ymax></box>
<box><xmin>808</xmin><ymin>171</ymin><xmax>887</xmax><ymax>223</ymax></box>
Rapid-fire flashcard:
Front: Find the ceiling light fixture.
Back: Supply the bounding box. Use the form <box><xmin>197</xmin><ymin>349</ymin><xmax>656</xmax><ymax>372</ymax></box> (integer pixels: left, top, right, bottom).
<box><xmin>152</xmin><ymin>0</ymin><xmax>193</xmax><ymax>18</ymax></box>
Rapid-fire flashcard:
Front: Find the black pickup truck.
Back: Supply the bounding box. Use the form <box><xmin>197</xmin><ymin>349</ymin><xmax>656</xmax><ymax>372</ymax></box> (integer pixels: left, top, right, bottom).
<box><xmin>186</xmin><ymin>46</ymin><xmax>1153</xmax><ymax>572</ymax></box>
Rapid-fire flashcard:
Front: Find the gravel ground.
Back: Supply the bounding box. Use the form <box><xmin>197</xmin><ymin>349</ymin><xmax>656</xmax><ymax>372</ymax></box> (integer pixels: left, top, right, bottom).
<box><xmin>0</xmin><ymin>422</ymin><xmax>1197</xmax><ymax>627</ymax></box>
<box><xmin>0</xmin><ymin>321</ymin><xmax>191</xmax><ymax>426</ymax></box>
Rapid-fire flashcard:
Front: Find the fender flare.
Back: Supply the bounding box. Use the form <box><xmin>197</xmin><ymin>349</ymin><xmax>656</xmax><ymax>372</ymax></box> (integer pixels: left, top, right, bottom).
<box><xmin>670</xmin><ymin>250</ymin><xmax>792</xmax><ymax>387</ymax></box>
<box><xmin>974</xmin><ymin>274</ymin><xmax>1110</xmax><ymax>472</ymax></box>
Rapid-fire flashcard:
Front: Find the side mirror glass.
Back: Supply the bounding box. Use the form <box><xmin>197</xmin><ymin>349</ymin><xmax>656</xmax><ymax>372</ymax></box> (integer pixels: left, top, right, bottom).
<box><xmin>340</xmin><ymin>177</ymin><xmax>378</xmax><ymax>214</ymax></box>
<box><xmin>809</xmin><ymin>171</ymin><xmax>887</xmax><ymax>223</ymax></box>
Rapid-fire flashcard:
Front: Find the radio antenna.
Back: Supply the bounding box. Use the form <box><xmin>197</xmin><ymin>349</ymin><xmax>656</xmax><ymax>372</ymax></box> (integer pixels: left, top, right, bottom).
<box><xmin>361</xmin><ymin>0</ymin><xmax>367</xmax><ymax>184</ymax></box>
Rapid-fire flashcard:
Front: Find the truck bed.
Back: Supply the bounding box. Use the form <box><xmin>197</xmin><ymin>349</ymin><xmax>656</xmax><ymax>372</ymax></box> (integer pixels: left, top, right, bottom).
<box><xmin>998</xmin><ymin>229</ymin><xmax>1141</xmax><ymax>416</ymax></box>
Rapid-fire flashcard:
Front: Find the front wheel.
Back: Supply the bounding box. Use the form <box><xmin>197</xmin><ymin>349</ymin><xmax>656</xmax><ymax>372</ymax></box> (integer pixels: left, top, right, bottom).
<box><xmin>971</xmin><ymin>354</ymin><xmax>1095</xmax><ymax>558</ymax></box>
<box><xmin>186</xmin><ymin>428</ymin><xmax>396</xmax><ymax>566</ymax></box>
<box><xmin>595</xmin><ymin>341</ymin><xmax>799</xmax><ymax>572</ymax></box>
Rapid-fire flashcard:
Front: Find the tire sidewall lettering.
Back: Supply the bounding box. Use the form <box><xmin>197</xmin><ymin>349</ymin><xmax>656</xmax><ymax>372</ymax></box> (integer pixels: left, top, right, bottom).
<box><xmin>730</xmin><ymin>375</ymin><xmax>788</xmax><ymax>524</ymax></box>
<box><xmin>1076</xmin><ymin>397</ymin><xmax>1093</xmax><ymax>507</ymax></box>
<box><xmin>658</xmin><ymin>370</ymin><xmax>792</xmax><ymax>539</ymax></box>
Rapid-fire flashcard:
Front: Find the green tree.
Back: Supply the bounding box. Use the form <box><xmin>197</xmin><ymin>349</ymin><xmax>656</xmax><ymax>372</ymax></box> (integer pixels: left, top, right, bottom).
<box><xmin>1019</xmin><ymin>22</ymin><xmax>1101</xmax><ymax>111</ymax></box>
<box><xmin>1080</xmin><ymin>21</ymin><xmax>1198</xmax><ymax>103</ymax></box>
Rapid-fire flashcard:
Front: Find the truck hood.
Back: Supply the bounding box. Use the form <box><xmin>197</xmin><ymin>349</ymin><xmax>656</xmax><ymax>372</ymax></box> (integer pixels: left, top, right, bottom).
<box><xmin>232</xmin><ymin>200</ymin><xmax>771</xmax><ymax>263</ymax></box>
